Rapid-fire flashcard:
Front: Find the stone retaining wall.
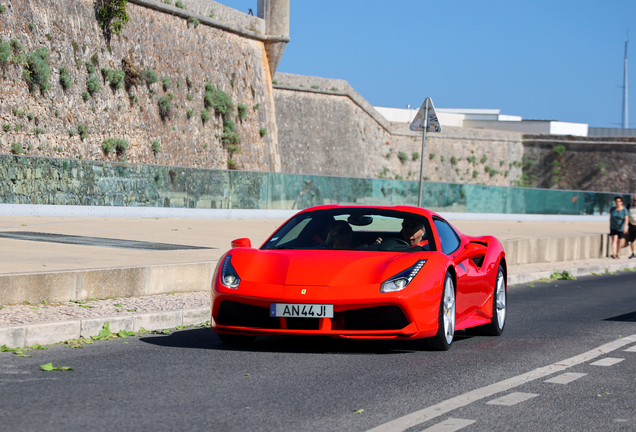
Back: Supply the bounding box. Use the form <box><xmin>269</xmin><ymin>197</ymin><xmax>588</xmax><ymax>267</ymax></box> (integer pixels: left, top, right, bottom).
<box><xmin>273</xmin><ymin>73</ymin><xmax>524</xmax><ymax>186</ymax></box>
<box><xmin>522</xmin><ymin>135</ymin><xmax>636</xmax><ymax>193</ymax></box>
<box><xmin>0</xmin><ymin>0</ymin><xmax>281</xmax><ymax>172</ymax></box>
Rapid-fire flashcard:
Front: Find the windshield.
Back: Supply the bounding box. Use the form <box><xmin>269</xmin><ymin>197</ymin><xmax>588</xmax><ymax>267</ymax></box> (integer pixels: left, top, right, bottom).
<box><xmin>262</xmin><ymin>208</ymin><xmax>435</xmax><ymax>252</ymax></box>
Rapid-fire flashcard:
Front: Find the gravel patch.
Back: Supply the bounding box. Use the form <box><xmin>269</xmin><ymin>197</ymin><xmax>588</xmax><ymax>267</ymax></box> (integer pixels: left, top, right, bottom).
<box><xmin>0</xmin><ymin>291</ymin><xmax>210</xmax><ymax>326</ymax></box>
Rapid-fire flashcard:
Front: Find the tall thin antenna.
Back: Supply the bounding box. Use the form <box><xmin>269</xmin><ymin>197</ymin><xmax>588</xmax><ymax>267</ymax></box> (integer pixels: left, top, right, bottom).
<box><xmin>622</xmin><ymin>32</ymin><xmax>629</xmax><ymax>129</ymax></box>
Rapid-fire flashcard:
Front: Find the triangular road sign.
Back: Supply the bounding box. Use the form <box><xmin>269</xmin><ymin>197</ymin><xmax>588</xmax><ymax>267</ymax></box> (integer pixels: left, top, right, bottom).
<box><xmin>409</xmin><ymin>97</ymin><xmax>442</xmax><ymax>133</ymax></box>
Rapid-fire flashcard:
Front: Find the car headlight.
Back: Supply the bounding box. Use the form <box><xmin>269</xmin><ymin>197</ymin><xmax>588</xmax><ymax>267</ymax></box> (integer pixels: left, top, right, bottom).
<box><xmin>220</xmin><ymin>255</ymin><xmax>241</xmax><ymax>289</ymax></box>
<box><xmin>380</xmin><ymin>259</ymin><xmax>427</xmax><ymax>293</ymax></box>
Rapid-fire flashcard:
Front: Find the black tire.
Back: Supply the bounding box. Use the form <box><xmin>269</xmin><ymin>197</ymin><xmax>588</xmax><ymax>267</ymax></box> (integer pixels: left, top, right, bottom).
<box><xmin>217</xmin><ymin>333</ymin><xmax>256</xmax><ymax>345</ymax></box>
<box><xmin>467</xmin><ymin>264</ymin><xmax>507</xmax><ymax>336</ymax></box>
<box><xmin>428</xmin><ymin>271</ymin><xmax>456</xmax><ymax>351</ymax></box>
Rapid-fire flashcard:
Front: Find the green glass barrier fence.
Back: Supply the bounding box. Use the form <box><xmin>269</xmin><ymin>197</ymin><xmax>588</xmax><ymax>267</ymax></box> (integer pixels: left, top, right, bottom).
<box><xmin>0</xmin><ymin>155</ymin><xmax>628</xmax><ymax>215</ymax></box>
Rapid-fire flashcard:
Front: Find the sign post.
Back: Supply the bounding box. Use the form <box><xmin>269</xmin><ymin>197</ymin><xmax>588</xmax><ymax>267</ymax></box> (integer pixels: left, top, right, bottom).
<box><xmin>409</xmin><ymin>98</ymin><xmax>441</xmax><ymax>207</ymax></box>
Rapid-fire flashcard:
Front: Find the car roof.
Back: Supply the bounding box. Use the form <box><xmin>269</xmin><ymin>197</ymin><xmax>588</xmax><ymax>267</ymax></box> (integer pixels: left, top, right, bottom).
<box><xmin>295</xmin><ymin>205</ymin><xmax>440</xmax><ymax>220</ymax></box>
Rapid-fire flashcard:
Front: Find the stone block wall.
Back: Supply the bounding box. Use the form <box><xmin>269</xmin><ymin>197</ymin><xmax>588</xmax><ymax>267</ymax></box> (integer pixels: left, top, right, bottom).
<box><xmin>273</xmin><ymin>73</ymin><xmax>524</xmax><ymax>186</ymax></box>
<box><xmin>522</xmin><ymin>135</ymin><xmax>636</xmax><ymax>193</ymax></box>
<box><xmin>0</xmin><ymin>0</ymin><xmax>281</xmax><ymax>172</ymax></box>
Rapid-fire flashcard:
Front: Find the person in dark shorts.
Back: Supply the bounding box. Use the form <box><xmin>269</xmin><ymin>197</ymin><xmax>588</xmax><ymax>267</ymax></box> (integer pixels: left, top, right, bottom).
<box><xmin>609</xmin><ymin>196</ymin><xmax>629</xmax><ymax>259</ymax></box>
<box><xmin>628</xmin><ymin>195</ymin><xmax>636</xmax><ymax>259</ymax></box>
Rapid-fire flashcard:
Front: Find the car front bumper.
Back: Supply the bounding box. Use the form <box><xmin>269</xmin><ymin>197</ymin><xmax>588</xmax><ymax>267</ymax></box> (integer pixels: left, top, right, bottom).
<box><xmin>210</xmin><ymin>281</ymin><xmax>441</xmax><ymax>340</ymax></box>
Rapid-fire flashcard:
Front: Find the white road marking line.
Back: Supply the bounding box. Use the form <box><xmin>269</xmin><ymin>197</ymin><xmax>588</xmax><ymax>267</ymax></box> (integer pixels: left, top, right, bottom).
<box><xmin>365</xmin><ymin>333</ymin><xmax>636</xmax><ymax>432</ymax></box>
<box><xmin>590</xmin><ymin>357</ymin><xmax>624</xmax><ymax>366</ymax></box>
<box><xmin>420</xmin><ymin>418</ymin><xmax>476</xmax><ymax>432</ymax></box>
<box><xmin>624</xmin><ymin>345</ymin><xmax>636</xmax><ymax>352</ymax></box>
<box><xmin>486</xmin><ymin>392</ymin><xmax>538</xmax><ymax>406</ymax></box>
<box><xmin>544</xmin><ymin>372</ymin><xmax>587</xmax><ymax>384</ymax></box>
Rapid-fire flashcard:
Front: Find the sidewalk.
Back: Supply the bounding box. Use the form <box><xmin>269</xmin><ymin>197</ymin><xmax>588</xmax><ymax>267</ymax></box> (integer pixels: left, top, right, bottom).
<box><xmin>0</xmin><ymin>216</ymin><xmax>617</xmax><ymax>274</ymax></box>
<box><xmin>1</xmin><ymin>215</ymin><xmax>635</xmax><ymax>348</ymax></box>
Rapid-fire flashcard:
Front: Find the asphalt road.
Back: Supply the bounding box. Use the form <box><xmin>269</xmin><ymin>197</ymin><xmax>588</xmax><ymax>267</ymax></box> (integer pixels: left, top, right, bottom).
<box><xmin>1</xmin><ymin>272</ymin><xmax>635</xmax><ymax>432</ymax></box>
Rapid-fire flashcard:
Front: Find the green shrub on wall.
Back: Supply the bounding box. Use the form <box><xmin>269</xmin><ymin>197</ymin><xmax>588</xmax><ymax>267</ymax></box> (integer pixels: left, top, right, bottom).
<box><xmin>162</xmin><ymin>77</ymin><xmax>171</xmax><ymax>91</ymax></box>
<box><xmin>10</xmin><ymin>39</ymin><xmax>23</xmax><ymax>56</ymax></box>
<box><xmin>23</xmin><ymin>48</ymin><xmax>51</xmax><ymax>94</ymax></box>
<box><xmin>86</xmin><ymin>75</ymin><xmax>100</xmax><ymax>96</ymax></box>
<box><xmin>77</xmin><ymin>124</ymin><xmax>88</xmax><ymax>140</ymax></box>
<box><xmin>237</xmin><ymin>103</ymin><xmax>247</xmax><ymax>120</ymax></box>
<box><xmin>86</xmin><ymin>62</ymin><xmax>96</xmax><ymax>75</ymax></box>
<box><xmin>158</xmin><ymin>93</ymin><xmax>174</xmax><ymax>119</ymax></box>
<box><xmin>115</xmin><ymin>138</ymin><xmax>129</xmax><ymax>156</ymax></box>
<box><xmin>102</xmin><ymin>138</ymin><xmax>128</xmax><ymax>155</ymax></box>
<box><xmin>203</xmin><ymin>83</ymin><xmax>233</xmax><ymax>115</ymax></box>
<box><xmin>553</xmin><ymin>145</ymin><xmax>566</xmax><ymax>156</ymax></box>
<box><xmin>222</xmin><ymin>117</ymin><xmax>240</xmax><ymax>145</ymax></box>
<box><xmin>151</xmin><ymin>140</ymin><xmax>162</xmax><ymax>154</ymax></box>
<box><xmin>102</xmin><ymin>68</ymin><xmax>125</xmax><ymax>90</ymax></box>
<box><xmin>59</xmin><ymin>67</ymin><xmax>73</xmax><ymax>90</ymax></box>
<box><xmin>0</xmin><ymin>40</ymin><xmax>12</xmax><ymax>65</ymax></box>
<box><xmin>200</xmin><ymin>109</ymin><xmax>210</xmax><ymax>123</ymax></box>
<box><xmin>143</xmin><ymin>69</ymin><xmax>158</xmax><ymax>85</ymax></box>
<box><xmin>102</xmin><ymin>138</ymin><xmax>115</xmax><ymax>154</ymax></box>
<box><xmin>187</xmin><ymin>17</ymin><xmax>200</xmax><ymax>28</ymax></box>
<box><xmin>11</xmin><ymin>142</ymin><xmax>24</xmax><ymax>154</ymax></box>
<box><xmin>96</xmin><ymin>0</ymin><xmax>130</xmax><ymax>40</ymax></box>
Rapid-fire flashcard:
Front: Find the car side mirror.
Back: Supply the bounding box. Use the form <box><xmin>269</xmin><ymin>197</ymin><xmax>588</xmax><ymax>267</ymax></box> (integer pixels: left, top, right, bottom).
<box><xmin>231</xmin><ymin>238</ymin><xmax>251</xmax><ymax>248</ymax></box>
<box><xmin>456</xmin><ymin>242</ymin><xmax>486</xmax><ymax>262</ymax></box>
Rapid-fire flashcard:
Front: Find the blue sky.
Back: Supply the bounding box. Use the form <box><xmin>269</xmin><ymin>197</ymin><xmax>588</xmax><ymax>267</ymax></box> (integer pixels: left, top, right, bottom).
<box><xmin>219</xmin><ymin>1</ymin><xmax>635</xmax><ymax>128</ymax></box>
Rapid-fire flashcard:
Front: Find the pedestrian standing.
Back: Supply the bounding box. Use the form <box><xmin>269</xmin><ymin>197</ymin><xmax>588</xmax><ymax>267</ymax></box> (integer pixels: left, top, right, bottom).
<box><xmin>609</xmin><ymin>196</ymin><xmax>629</xmax><ymax>259</ymax></box>
<box><xmin>628</xmin><ymin>195</ymin><xmax>636</xmax><ymax>259</ymax></box>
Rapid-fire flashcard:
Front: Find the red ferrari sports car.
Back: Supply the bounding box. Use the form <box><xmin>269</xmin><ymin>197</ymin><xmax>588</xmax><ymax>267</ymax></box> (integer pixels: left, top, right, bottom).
<box><xmin>211</xmin><ymin>205</ymin><xmax>507</xmax><ymax>350</ymax></box>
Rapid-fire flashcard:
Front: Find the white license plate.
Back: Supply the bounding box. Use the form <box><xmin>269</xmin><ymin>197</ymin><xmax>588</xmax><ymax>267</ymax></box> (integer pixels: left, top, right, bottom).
<box><xmin>270</xmin><ymin>303</ymin><xmax>334</xmax><ymax>318</ymax></box>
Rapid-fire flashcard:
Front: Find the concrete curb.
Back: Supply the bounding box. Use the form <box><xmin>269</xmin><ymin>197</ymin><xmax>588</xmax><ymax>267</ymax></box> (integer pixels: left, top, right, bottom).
<box><xmin>0</xmin><ymin>262</ymin><xmax>217</xmax><ymax>305</ymax></box>
<box><xmin>0</xmin><ymin>307</ymin><xmax>211</xmax><ymax>348</ymax></box>
<box><xmin>508</xmin><ymin>261</ymin><xmax>636</xmax><ymax>285</ymax></box>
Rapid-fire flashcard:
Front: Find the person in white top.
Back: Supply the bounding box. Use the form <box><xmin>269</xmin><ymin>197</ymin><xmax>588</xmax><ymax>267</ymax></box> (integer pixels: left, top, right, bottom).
<box><xmin>628</xmin><ymin>195</ymin><xmax>636</xmax><ymax>259</ymax></box>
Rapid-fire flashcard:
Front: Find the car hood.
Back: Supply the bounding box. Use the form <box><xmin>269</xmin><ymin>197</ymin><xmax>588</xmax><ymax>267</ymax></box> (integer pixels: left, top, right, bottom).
<box><xmin>229</xmin><ymin>249</ymin><xmax>429</xmax><ymax>287</ymax></box>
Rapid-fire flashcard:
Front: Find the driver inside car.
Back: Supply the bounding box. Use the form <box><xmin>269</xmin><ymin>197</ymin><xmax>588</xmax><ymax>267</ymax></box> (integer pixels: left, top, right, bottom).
<box><xmin>321</xmin><ymin>220</ymin><xmax>353</xmax><ymax>250</ymax></box>
<box><xmin>400</xmin><ymin>219</ymin><xmax>428</xmax><ymax>247</ymax></box>
<box><xmin>373</xmin><ymin>218</ymin><xmax>429</xmax><ymax>249</ymax></box>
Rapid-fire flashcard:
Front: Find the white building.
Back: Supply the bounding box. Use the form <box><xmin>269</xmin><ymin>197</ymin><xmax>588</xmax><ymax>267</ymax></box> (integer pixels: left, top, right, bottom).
<box><xmin>373</xmin><ymin>106</ymin><xmax>589</xmax><ymax>137</ymax></box>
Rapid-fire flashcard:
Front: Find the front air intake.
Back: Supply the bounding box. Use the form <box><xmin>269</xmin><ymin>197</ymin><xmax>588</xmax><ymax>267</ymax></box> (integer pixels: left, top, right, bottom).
<box><xmin>342</xmin><ymin>306</ymin><xmax>409</xmax><ymax>330</ymax></box>
<box><xmin>217</xmin><ymin>301</ymin><xmax>279</xmax><ymax>329</ymax></box>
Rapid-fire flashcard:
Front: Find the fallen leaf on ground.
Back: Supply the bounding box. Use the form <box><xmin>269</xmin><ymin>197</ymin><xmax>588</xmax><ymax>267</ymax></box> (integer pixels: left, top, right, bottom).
<box><xmin>40</xmin><ymin>363</ymin><xmax>73</xmax><ymax>371</ymax></box>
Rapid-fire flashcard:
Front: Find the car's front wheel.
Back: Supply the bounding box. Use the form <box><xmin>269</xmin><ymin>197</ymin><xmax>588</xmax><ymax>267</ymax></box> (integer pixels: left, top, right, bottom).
<box><xmin>216</xmin><ymin>333</ymin><xmax>256</xmax><ymax>345</ymax></box>
<box><xmin>428</xmin><ymin>271</ymin><xmax>456</xmax><ymax>351</ymax></box>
